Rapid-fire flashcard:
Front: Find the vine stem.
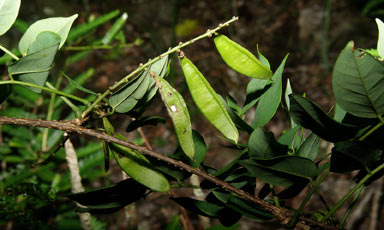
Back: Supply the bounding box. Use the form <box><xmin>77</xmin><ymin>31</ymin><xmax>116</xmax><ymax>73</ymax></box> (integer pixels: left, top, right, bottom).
<box><xmin>0</xmin><ymin>80</ymin><xmax>89</xmax><ymax>105</ymax></box>
<box><xmin>322</xmin><ymin>162</ymin><xmax>384</xmax><ymax>223</ymax></box>
<box><xmin>80</xmin><ymin>16</ymin><xmax>239</xmax><ymax>121</ymax></box>
<box><xmin>0</xmin><ymin>44</ymin><xmax>19</xmax><ymax>61</ymax></box>
<box><xmin>0</xmin><ymin>116</ymin><xmax>338</xmax><ymax>230</ymax></box>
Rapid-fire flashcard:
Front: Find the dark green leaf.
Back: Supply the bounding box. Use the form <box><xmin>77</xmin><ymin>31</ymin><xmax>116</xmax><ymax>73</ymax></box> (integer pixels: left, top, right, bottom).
<box><xmin>330</xmin><ymin>141</ymin><xmax>382</xmax><ymax>173</ymax></box>
<box><xmin>332</xmin><ymin>41</ymin><xmax>384</xmax><ymax>118</ymax></box>
<box><xmin>277</xmin><ymin>126</ymin><xmax>300</xmax><ymax>146</ymax></box>
<box><xmin>220</xmin><ymin>95</ymin><xmax>253</xmax><ymax>134</ymax></box>
<box><xmin>252</xmin><ymin>54</ymin><xmax>288</xmax><ymax>127</ymax></box>
<box><xmin>225</xmin><ymin>195</ymin><xmax>273</xmax><ymax>220</ymax></box>
<box><xmin>289</xmin><ymin>94</ymin><xmax>359</xmax><ymax>142</ymax></box>
<box><xmin>0</xmin><ymin>84</ymin><xmax>12</xmax><ymax>104</ymax></box>
<box><xmin>248</xmin><ymin>127</ymin><xmax>288</xmax><ymax>159</ymax></box>
<box><xmin>191</xmin><ymin>130</ymin><xmax>207</xmax><ymax>168</ymax></box>
<box><xmin>277</xmin><ymin>179</ymin><xmax>308</xmax><ymax>199</ymax></box>
<box><xmin>66</xmin><ymin>179</ymin><xmax>147</xmax><ymax>206</ymax></box>
<box><xmin>242</xmin><ymin>79</ymin><xmax>271</xmax><ymax>114</ymax></box>
<box><xmin>240</xmin><ymin>156</ymin><xmax>317</xmax><ymax>187</ymax></box>
<box><xmin>126</xmin><ymin>116</ymin><xmax>166</xmax><ymax>132</ymax></box>
<box><xmin>296</xmin><ymin>133</ymin><xmax>320</xmax><ymax>161</ymax></box>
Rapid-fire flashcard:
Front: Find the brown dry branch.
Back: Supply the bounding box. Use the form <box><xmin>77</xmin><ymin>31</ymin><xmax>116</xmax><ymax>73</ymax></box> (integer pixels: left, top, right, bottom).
<box><xmin>0</xmin><ymin>116</ymin><xmax>338</xmax><ymax>230</ymax></box>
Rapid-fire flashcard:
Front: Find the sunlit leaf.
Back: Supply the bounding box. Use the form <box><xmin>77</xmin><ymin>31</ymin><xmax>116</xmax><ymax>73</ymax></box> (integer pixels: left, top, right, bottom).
<box><xmin>0</xmin><ymin>0</ymin><xmax>21</xmax><ymax>36</ymax></box>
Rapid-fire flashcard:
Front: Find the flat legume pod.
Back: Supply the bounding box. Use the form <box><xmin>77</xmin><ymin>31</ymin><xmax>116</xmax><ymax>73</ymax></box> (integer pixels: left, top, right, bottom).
<box><xmin>180</xmin><ymin>57</ymin><xmax>239</xmax><ymax>143</ymax></box>
<box><xmin>157</xmin><ymin>76</ymin><xmax>195</xmax><ymax>160</ymax></box>
<box><xmin>214</xmin><ymin>34</ymin><xmax>272</xmax><ymax>79</ymax></box>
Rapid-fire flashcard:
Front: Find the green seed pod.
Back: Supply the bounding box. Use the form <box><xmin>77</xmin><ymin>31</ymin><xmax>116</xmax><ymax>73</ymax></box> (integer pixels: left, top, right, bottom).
<box><xmin>214</xmin><ymin>34</ymin><xmax>272</xmax><ymax>79</ymax></box>
<box><xmin>180</xmin><ymin>57</ymin><xmax>239</xmax><ymax>143</ymax></box>
<box><xmin>156</xmin><ymin>76</ymin><xmax>195</xmax><ymax>160</ymax></box>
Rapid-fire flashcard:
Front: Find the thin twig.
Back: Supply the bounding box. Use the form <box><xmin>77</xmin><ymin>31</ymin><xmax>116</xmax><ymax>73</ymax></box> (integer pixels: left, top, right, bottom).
<box><xmin>0</xmin><ymin>116</ymin><xmax>338</xmax><ymax>230</ymax></box>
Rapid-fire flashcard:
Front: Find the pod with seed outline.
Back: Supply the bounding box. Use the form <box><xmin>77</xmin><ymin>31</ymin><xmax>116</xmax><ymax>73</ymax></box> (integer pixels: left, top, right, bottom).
<box><xmin>180</xmin><ymin>57</ymin><xmax>239</xmax><ymax>143</ymax></box>
<box><xmin>214</xmin><ymin>34</ymin><xmax>272</xmax><ymax>79</ymax></box>
<box><xmin>156</xmin><ymin>76</ymin><xmax>195</xmax><ymax>160</ymax></box>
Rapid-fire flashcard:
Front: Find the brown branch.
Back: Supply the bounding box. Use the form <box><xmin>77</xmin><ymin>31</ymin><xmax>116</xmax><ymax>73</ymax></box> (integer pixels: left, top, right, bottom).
<box><xmin>0</xmin><ymin>116</ymin><xmax>338</xmax><ymax>230</ymax></box>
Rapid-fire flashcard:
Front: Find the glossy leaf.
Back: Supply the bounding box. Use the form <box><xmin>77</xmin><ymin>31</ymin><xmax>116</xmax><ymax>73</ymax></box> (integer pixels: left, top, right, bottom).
<box><xmin>110</xmin><ymin>136</ymin><xmax>170</xmax><ymax>192</ymax></box>
<box><xmin>252</xmin><ymin>54</ymin><xmax>288</xmax><ymax>127</ymax></box>
<box><xmin>157</xmin><ymin>76</ymin><xmax>195</xmax><ymax>160</ymax></box>
<box><xmin>248</xmin><ymin>127</ymin><xmax>288</xmax><ymax>159</ymax></box>
<box><xmin>180</xmin><ymin>57</ymin><xmax>239</xmax><ymax>143</ymax></box>
<box><xmin>330</xmin><ymin>141</ymin><xmax>382</xmax><ymax>173</ymax></box>
<box><xmin>332</xmin><ymin>41</ymin><xmax>384</xmax><ymax>118</ymax></box>
<box><xmin>256</xmin><ymin>45</ymin><xmax>270</xmax><ymax>69</ymax></box>
<box><xmin>289</xmin><ymin>94</ymin><xmax>359</xmax><ymax>142</ymax></box>
<box><xmin>103</xmin><ymin>118</ymin><xmax>169</xmax><ymax>192</ymax></box>
<box><xmin>296</xmin><ymin>133</ymin><xmax>320</xmax><ymax>161</ymax></box>
<box><xmin>214</xmin><ymin>34</ymin><xmax>272</xmax><ymax>79</ymax></box>
<box><xmin>376</xmin><ymin>18</ymin><xmax>384</xmax><ymax>59</ymax></box>
<box><xmin>240</xmin><ymin>156</ymin><xmax>317</xmax><ymax>187</ymax></box>
<box><xmin>0</xmin><ymin>0</ymin><xmax>21</xmax><ymax>36</ymax></box>
<box><xmin>191</xmin><ymin>130</ymin><xmax>207</xmax><ymax>168</ymax></box>
<box><xmin>242</xmin><ymin>78</ymin><xmax>271</xmax><ymax>114</ymax></box>
<box><xmin>0</xmin><ymin>84</ymin><xmax>12</xmax><ymax>104</ymax></box>
<box><xmin>66</xmin><ymin>178</ymin><xmax>147</xmax><ymax>206</ymax></box>
<box><xmin>126</xmin><ymin>116</ymin><xmax>166</xmax><ymax>132</ymax></box>
<box><xmin>19</xmin><ymin>14</ymin><xmax>78</xmax><ymax>56</ymax></box>
<box><xmin>102</xmin><ymin>12</ymin><xmax>128</xmax><ymax>45</ymax></box>
<box><xmin>219</xmin><ymin>95</ymin><xmax>253</xmax><ymax>134</ymax></box>
<box><xmin>8</xmin><ymin>32</ymin><xmax>60</xmax><ymax>93</ymax></box>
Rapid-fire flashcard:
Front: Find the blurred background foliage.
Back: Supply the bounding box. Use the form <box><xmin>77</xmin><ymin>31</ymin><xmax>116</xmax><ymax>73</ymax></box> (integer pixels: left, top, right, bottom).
<box><xmin>0</xmin><ymin>0</ymin><xmax>382</xmax><ymax>229</ymax></box>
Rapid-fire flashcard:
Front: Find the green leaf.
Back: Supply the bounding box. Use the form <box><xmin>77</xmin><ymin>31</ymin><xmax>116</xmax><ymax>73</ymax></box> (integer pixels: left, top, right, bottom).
<box><xmin>8</xmin><ymin>32</ymin><xmax>61</xmax><ymax>93</ymax></box>
<box><xmin>219</xmin><ymin>95</ymin><xmax>253</xmax><ymax>134</ymax></box>
<box><xmin>289</xmin><ymin>94</ymin><xmax>359</xmax><ymax>142</ymax></box>
<box><xmin>62</xmin><ymin>71</ymin><xmax>97</xmax><ymax>95</ymax></box>
<box><xmin>296</xmin><ymin>132</ymin><xmax>320</xmax><ymax>161</ymax></box>
<box><xmin>157</xmin><ymin>76</ymin><xmax>195</xmax><ymax>160</ymax></box>
<box><xmin>0</xmin><ymin>0</ymin><xmax>21</xmax><ymax>36</ymax></box>
<box><xmin>332</xmin><ymin>41</ymin><xmax>384</xmax><ymax>118</ymax></box>
<box><xmin>110</xmin><ymin>138</ymin><xmax>169</xmax><ymax>192</ymax></box>
<box><xmin>102</xmin><ymin>12</ymin><xmax>128</xmax><ymax>45</ymax></box>
<box><xmin>171</xmin><ymin>197</ymin><xmax>242</xmax><ymax>226</ymax></box>
<box><xmin>103</xmin><ymin>118</ymin><xmax>169</xmax><ymax>192</ymax></box>
<box><xmin>222</xmin><ymin>194</ymin><xmax>274</xmax><ymax>220</ymax></box>
<box><xmin>240</xmin><ymin>156</ymin><xmax>317</xmax><ymax>187</ymax></box>
<box><xmin>248</xmin><ymin>127</ymin><xmax>288</xmax><ymax>159</ymax></box>
<box><xmin>334</xmin><ymin>103</ymin><xmax>347</xmax><ymax>122</ymax></box>
<box><xmin>191</xmin><ymin>130</ymin><xmax>207</xmax><ymax>168</ymax></box>
<box><xmin>376</xmin><ymin>18</ymin><xmax>384</xmax><ymax>59</ymax></box>
<box><xmin>330</xmin><ymin>141</ymin><xmax>382</xmax><ymax>173</ymax></box>
<box><xmin>277</xmin><ymin>126</ymin><xmax>300</xmax><ymax>147</ymax></box>
<box><xmin>19</xmin><ymin>14</ymin><xmax>78</xmax><ymax>56</ymax></box>
<box><xmin>0</xmin><ymin>84</ymin><xmax>12</xmax><ymax>104</ymax></box>
<box><xmin>109</xmin><ymin>72</ymin><xmax>146</xmax><ymax>113</ymax></box>
<box><xmin>242</xmin><ymin>78</ymin><xmax>271</xmax><ymax>114</ymax></box>
<box><xmin>68</xmin><ymin>10</ymin><xmax>120</xmax><ymax>42</ymax></box>
<box><xmin>126</xmin><ymin>116</ymin><xmax>166</xmax><ymax>132</ymax></box>
<box><xmin>256</xmin><ymin>45</ymin><xmax>270</xmax><ymax>69</ymax></box>
<box><xmin>180</xmin><ymin>57</ymin><xmax>239</xmax><ymax>143</ymax></box>
<box><xmin>66</xmin><ymin>179</ymin><xmax>147</xmax><ymax>206</ymax></box>
<box><xmin>214</xmin><ymin>34</ymin><xmax>272</xmax><ymax>79</ymax></box>
<box><xmin>252</xmin><ymin>54</ymin><xmax>288</xmax><ymax>127</ymax></box>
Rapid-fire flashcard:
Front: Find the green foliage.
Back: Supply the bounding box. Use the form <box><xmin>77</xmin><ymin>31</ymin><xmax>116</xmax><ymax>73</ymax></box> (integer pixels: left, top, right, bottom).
<box><xmin>1</xmin><ymin>3</ymin><xmax>384</xmax><ymax>229</ymax></box>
